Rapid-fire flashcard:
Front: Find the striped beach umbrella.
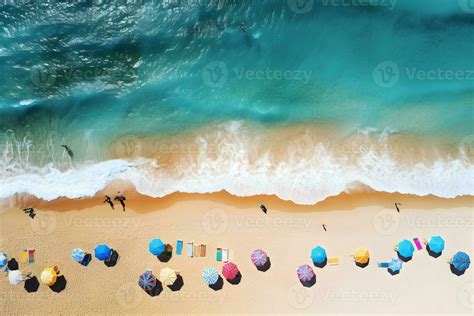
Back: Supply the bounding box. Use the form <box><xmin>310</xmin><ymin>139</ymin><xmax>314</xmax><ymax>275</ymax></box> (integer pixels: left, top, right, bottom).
<box><xmin>388</xmin><ymin>258</ymin><xmax>403</xmax><ymax>274</ymax></box>
<box><xmin>428</xmin><ymin>236</ymin><xmax>445</xmax><ymax>254</ymax></box>
<box><xmin>251</xmin><ymin>249</ymin><xmax>268</xmax><ymax>267</ymax></box>
<box><xmin>0</xmin><ymin>253</ymin><xmax>7</xmax><ymax>268</ymax></box>
<box><xmin>397</xmin><ymin>240</ymin><xmax>414</xmax><ymax>259</ymax></box>
<box><xmin>94</xmin><ymin>244</ymin><xmax>112</xmax><ymax>261</ymax></box>
<box><xmin>8</xmin><ymin>270</ymin><xmax>23</xmax><ymax>285</ymax></box>
<box><xmin>354</xmin><ymin>247</ymin><xmax>370</xmax><ymax>264</ymax></box>
<box><xmin>40</xmin><ymin>268</ymin><xmax>57</xmax><ymax>286</ymax></box>
<box><xmin>297</xmin><ymin>265</ymin><xmax>315</xmax><ymax>282</ymax></box>
<box><xmin>139</xmin><ymin>270</ymin><xmax>157</xmax><ymax>291</ymax></box>
<box><xmin>311</xmin><ymin>246</ymin><xmax>327</xmax><ymax>264</ymax></box>
<box><xmin>149</xmin><ymin>239</ymin><xmax>165</xmax><ymax>256</ymax></box>
<box><xmin>222</xmin><ymin>262</ymin><xmax>239</xmax><ymax>280</ymax></box>
<box><xmin>452</xmin><ymin>252</ymin><xmax>471</xmax><ymax>272</ymax></box>
<box><xmin>159</xmin><ymin>267</ymin><xmax>178</xmax><ymax>286</ymax></box>
<box><xmin>202</xmin><ymin>267</ymin><xmax>219</xmax><ymax>285</ymax></box>
<box><xmin>71</xmin><ymin>248</ymin><xmax>85</xmax><ymax>263</ymax></box>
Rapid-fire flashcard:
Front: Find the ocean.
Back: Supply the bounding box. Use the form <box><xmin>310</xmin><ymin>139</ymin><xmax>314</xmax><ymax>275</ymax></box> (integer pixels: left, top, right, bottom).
<box><xmin>0</xmin><ymin>0</ymin><xmax>473</xmax><ymax>204</ymax></box>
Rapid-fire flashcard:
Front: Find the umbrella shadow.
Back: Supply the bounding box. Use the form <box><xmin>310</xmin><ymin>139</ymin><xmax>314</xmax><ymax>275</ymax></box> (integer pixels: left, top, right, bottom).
<box><xmin>146</xmin><ymin>281</ymin><xmax>163</xmax><ymax>297</ymax></box>
<box><xmin>168</xmin><ymin>275</ymin><xmax>184</xmax><ymax>291</ymax></box>
<box><xmin>397</xmin><ymin>253</ymin><xmax>412</xmax><ymax>262</ymax></box>
<box><xmin>24</xmin><ymin>276</ymin><xmax>40</xmax><ymax>293</ymax></box>
<box><xmin>300</xmin><ymin>275</ymin><xmax>316</xmax><ymax>288</ymax></box>
<box><xmin>158</xmin><ymin>245</ymin><xmax>173</xmax><ymax>263</ymax></box>
<box><xmin>450</xmin><ymin>264</ymin><xmax>466</xmax><ymax>276</ymax></box>
<box><xmin>426</xmin><ymin>245</ymin><xmax>442</xmax><ymax>258</ymax></box>
<box><xmin>313</xmin><ymin>258</ymin><xmax>327</xmax><ymax>268</ymax></box>
<box><xmin>209</xmin><ymin>276</ymin><xmax>224</xmax><ymax>291</ymax></box>
<box><xmin>104</xmin><ymin>250</ymin><xmax>119</xmax><ymax>267</ymax></box>
<box><xmin>356</xmin><ymin>259</ymin><xmax>370</xmax><ymax>268</ymax></box>
<box><xmin>80</xmin><ymin>253</ymin><xmax>92</xmax><ymax>266</ymax></box>
<box><xmin>50</xmin><ymin>275</ymin><xmax>67</xmax><ymax>293</ymax></box>
<box><xmin>256</xmin><ymin>257</ymin><xmax>271</xmax><ymax>272</ymax></box>
<box><xmin>227</xmin><ymin>272</ymin><xmax>242</xmax><ymax>285</ymax></box>
<box><xmin>388</xmin><ymin>268</ymin><xmax>400</xmax><ymax>276</ymax></box>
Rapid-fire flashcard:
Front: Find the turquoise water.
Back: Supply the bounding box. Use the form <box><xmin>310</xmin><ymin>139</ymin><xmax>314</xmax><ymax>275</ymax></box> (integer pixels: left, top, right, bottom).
<box><xmin>0</xmin><ymin>1</ymin><xmax>473</xmax><ymax>203</ymax></box>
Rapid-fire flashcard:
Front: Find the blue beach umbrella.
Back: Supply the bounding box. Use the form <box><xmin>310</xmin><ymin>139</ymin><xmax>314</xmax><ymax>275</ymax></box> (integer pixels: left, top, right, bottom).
<box><xmin>71</xmin><ymin>248</ymin><xmax>85</xmax><ymax>263</ymax></box>
<box><xmin>202</xmin><ymin>267</ymin><xmax>219</xmax><ymax>285</ymax></box>
<box><xmin>94</xmin><ymin>244</ymin><xmax>112</xmax><ymax>261</ymax></box>
<box><xmin>311</xmin><ymin>246</ymin><xmax>327</xmax><ymax>265</ymax></box>
<box><xmin>0</xmin><ymin>253</ymin><xmax>7</xmax><ymax>268</ymax></box>
<box><xmin>388</xmin><ymin>258</ymin><xmax>403</xmax><ymax>275</ymax></box>
<box><xmin>452</xmin><ymin>252</ymin><xmax>471</xmax><ymax>272</ymax></box>
<box><xmin>398</xmin><ymin>240</ymin><xmax>415</xmax><ymax>259</ymax></box>
<box><xmin>139</xmin><ymin>271</ymin><xmax>157</xmax><ymax>291</ymax></box>
<box><xmin>428</xmin><ymin>236</ymin><xmax>445</xmax><ymax>254</ymax></box>
<box><xmin>149</xmin><ymin>239</ymin><xmax>165</xmax><ymax>256</ymax></box>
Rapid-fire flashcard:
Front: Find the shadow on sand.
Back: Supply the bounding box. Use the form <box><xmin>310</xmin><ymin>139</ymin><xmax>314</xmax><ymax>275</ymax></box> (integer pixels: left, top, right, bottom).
<box><xmin>168</xmin><ymin>275</ymin><xmax>184</xmax><ymax>291</ymax></box>
<box><xmin>397</xmin><ymin>253</ymin><xmax>412</xmax><ymax>262</ymax></box>
<box><xmin>158</xmin><ymin>245</ymin><xmax>173</xmax><ymax>263</ymax></box>
<box><xmin>426</xmin><ymin>245</ymin><xmax>442</xmax><ymax>258</ymax></box>
<box><xmin>50</xmin><ymin>275</ymin><xmax>67</xmax><ymax>293</ymax></box>
<box><xmin>209</xmin><ymin>276</ymin><xmax>224</xmax><ymax>291</ymax></box>
<box><xmin>313</xmin><ymin>258</ymin><xmax>327</xmax><ymax>268</ymax></box>
<box><xmin>105</xmin><ymin>250</ymin><xmax>119</xmax><ymax>267</ymax></box>
<box><xmin>146</xmin><ymin>281</ymin><xmax>164</xmax><ymax>297</ymax></box>
<box><xmin>256</xmin><ymin>257</ymin><xmax>271</xmax><ymax>272</ymax></box>
<box><xmin>355</xmin><ymin>259</ymin><xmax>370</xmax><ymax>268</ymax></box>
<box><xmin>450</xmin><ymin>264</ymin><xmax>466</xmax><ymax>276</ymax></box>
<box><xmin>300</xmin><ymin>275</ymin><xmax>316</xmax><ymax>287</ymax></box>
<box><xmin>227</xmin><ymin>272</ymin><xmax>242</xmax><ymax>285</ymax></box>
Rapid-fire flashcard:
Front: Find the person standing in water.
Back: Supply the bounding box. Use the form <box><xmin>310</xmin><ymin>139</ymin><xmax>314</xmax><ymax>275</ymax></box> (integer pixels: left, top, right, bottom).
<box><xmin>114</xmin><ymin>193</ymin><xmax>126</xmax><ymax>212</ymax></box>
<box><xmin>104</xmin><ymin>195</ymin><xmax>114</xmax><ymax>210</ymax></box>
<box><xmin>61</xmin><ymin>144</ymin><xmax>74</xmax><ymax>159</ymax></box>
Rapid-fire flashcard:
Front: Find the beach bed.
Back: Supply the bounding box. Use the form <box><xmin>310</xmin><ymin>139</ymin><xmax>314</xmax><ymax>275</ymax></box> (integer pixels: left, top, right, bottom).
<box><xmin>186</xmin><ymin>242</ymin><xmax>194</xmax><ymax>257</ymax></box>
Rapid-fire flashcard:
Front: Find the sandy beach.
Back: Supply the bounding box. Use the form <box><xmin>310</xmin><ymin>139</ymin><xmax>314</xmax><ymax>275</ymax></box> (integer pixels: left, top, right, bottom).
<box><xmin>1</xmin><ymin>191</ymin><xmax>473</xmax><ymax>315</ymax></box>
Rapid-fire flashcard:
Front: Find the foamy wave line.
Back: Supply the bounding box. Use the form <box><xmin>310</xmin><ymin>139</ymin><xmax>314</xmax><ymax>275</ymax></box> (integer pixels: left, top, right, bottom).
<box><xmin>0</xmin><ymin>156</ymin><xmax>473</xmax><ymax>205</ymax></box>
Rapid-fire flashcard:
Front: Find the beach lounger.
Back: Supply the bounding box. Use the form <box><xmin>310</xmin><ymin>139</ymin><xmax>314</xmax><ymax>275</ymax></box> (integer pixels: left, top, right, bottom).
<box><xmin>176</xmin><ymin>240</ymin><xmax>183</xmax><ymax>255</ymax></box>
<box><xmin>222</xmin><ymin>248</ymin><xmax>229</xmax><ymax>262</ymax></box>
<box><xmin>186</xmin><ymin>242</ymin><xmax>194</xmax><ymax>257</ymax></box>
<box><xmin>194</xmin><ymin>245</ymin><xmax>201</xmax><ymax>257</ymax></box>
<box><xmin>200</xmin><ymin>245</ymin><xmax>206</xmax><ymax>257</ymax></box>
<box><xmin>413</xmin><ymin>238</ymin><xmax>423</xmax><ymax>250</ymax></box>
<box><xmin>328</xmin><ymin>258</ymin><xmax>340</xmax><ymax>265</ymax></box>
<box><xmin>27</xmin><ymin>249</ymin><xmax>35</xmax><ymax>264</ymax></box>
<box><xmin>216</xmin><ymin>248</ymin><xmax>222</xmax><ymax>261</ymax></box>
<box><xmin>378</xmin><ymin>262</ymin><xmax>389</xmax><ymax>268</ymax></box>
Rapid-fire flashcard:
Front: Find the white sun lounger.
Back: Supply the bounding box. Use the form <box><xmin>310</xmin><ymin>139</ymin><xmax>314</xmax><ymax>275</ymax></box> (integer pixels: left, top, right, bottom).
<box><xmin>186</xmin><ymin>242</ymin><xmax>194</xmax><ymax>257</ymax></box>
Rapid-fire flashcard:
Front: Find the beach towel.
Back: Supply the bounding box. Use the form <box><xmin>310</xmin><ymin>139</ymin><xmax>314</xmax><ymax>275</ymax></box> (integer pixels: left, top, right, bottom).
<box><xmin>328</xmin><ymin>258</ymin><xmax>340</xmax><ymax>265</ymax></box>
<box><xmin>28</xmin><ymin>249</ymin><xmax>35</xmax><ymax>264</ymax></box>
<box><xmin>20</xmin><ymin>250</ymin><xmax>28</xmax><ymax>264</ymax></box>
<box><xmin>176</xmin><ymin>240</ymin><xmax>183</xmax><ymax>255</ymax></box>
<box><xmin>194</xmin><ymin>245</ymin><xmax>201</xmax><ymax>257</ymax></box>
<box><xmin>378</xmin><ymin>262</ymin><xmax>389</xmax><ymax>268</ymax></box>
<box><xmin>216</xmin><ymin>248</ymin><xmax>222</xmax><ymax>261</ymax></box>
<box><xmin>413</xmin><ymin>238</ymin><xmax>423</xmax><ymax>250</ymax></box>
<box><xmin>186</xmin><ymin>242</ymin><xmax>194</xmax><ymax>257</ymax></box>
<box><xmin>222</xmin><ymin>248</ymin><xmax>229</xmax><ymax>262</ymax></box>
<box><xmin>200</xmin><ymin>245</ymin><xmax>206</xmax><ymax>257</ymax></box>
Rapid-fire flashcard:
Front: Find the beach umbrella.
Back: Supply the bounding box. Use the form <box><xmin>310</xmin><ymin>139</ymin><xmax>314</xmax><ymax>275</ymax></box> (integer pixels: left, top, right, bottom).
<box><xmin>41</xmin><ymin>268</ymin><xmax>57</xmax><ymax>286</ymax></box>
<box><xmin>71</xmin><ymin>248</ymin><xmax>85</xmax><ymax>263</ymax></box>
<box><xmin>452</xmin><ymin>252</ymin><xmax>471</xmax><ymax>272</ymax></box>
<box><xmin>222</xmin><ymin>262</ymin><xmax>239</xmax><ymax>280</ymax></box>
<box><xmin>297</xmin><ymin>264</ymin><xmax>315</xmax><ymax>282</ymax></box>
<box><xmin>0</xmin><ymin>252</ymin><xmax>7</xmax><ymax>268</ymax></box>
<box><xmin>159</xmin><ymin>267</ymin><xmax>178</xmax><ymax>286</ymax></box>
<box><xmin>139</xmin><ymin>270</ymin><xmax>157</xmax><ymax>291</ymax></box>
<box><xmin>354</xmin><ymin>247</ymin><xmax>370</xmax><ymax>264</ymax></box>
<box><xmin>24</xmin><ymin>276</ymin><xmax>40</xmax><ymax>293</ymax></box>
<box><xmin>251</xmin><ymin>249</ymin><xmax>268</xmax><ymax>267</ymax></box>
<box><xmin>149</xmin><ymin>239</ymin><xmax>165</xmax><ymax>256</ymax></box>
<box><xmin>202</xmin><ymin>267</ymin><xmax>219</xmax><ymax>285</ymax></box>
<box><xmin>94</xmin><ymin>244</ymin><xmax>112</xmax><ymax>261</ymax></box>
<box><xmin>388</xmin><ymin>258</ymin><xmax>403</xmax><ymax>275</ymax></box>
<box><xmin>398</xmin><ymin>240</ymin><xmax>415</xmax><ymax>259</ymax></box>
<box><xmin>8</xmin><ymin>270</ymin><xmax>23</xmax><ymax>285</ymax></box>
<box><xmin>428</xmin><ymin>236</ymin><xmax>445</xmax><ymax>254</ymax></box>
<box><xmin>311</xmin><ymin>246</ymin><xmax>327</xmax><ymax>265</ymax></box>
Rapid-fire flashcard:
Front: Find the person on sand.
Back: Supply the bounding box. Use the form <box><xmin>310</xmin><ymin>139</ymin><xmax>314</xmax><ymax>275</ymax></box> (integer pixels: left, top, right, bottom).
<box><xmin>395</xmin><ymin>202</ymin><xmax>401</xmax><ymax>213</ymax></box>
<box><xmin>259</xmin><ymin>204</ymin><xmax>267</xmax><ymax>214</ymax></box>
<box><xmin>22</xmin><ymin>207</ymin><xmax>36</xmax><ymax>219</ymax></box>
<box><xmin>114</xmin><ymin>193</ymin><xmax>126</xmax><ymax>212</ymax></box>
<box><xmin>104</xmin><ymin>195</ymin><xmax>114</xmax><ymax>210</ymax></box>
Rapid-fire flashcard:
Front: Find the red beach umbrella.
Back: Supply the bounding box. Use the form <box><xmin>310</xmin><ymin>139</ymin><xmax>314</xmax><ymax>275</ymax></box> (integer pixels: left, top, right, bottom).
<box><xmin>222</xmin><ymin>262</ymin><xmax>239</xmax><ymax>280</ymax></box>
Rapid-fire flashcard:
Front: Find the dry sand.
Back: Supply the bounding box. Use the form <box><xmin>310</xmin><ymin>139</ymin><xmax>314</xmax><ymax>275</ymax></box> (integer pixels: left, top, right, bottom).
<box><xmin>0</xmin><ymin>192</ymin><xmax>473</xmax><ymax>315</ymax></box>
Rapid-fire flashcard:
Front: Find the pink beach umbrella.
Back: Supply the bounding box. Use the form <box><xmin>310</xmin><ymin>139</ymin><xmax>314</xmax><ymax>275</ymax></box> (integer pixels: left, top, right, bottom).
<box><xmin>222</xmin><ymin>262</ymin><xmax>239</xmax><ymax>280</ymax></box>
<box><xmin>251</xmin><ymin>249</ymin><xmax>268</xmax><ymax>267</ymax></box>
<box><xmin>297</xmin><ymin>264</ymin><xmax>315</xmax><ymax>282</ymax></box>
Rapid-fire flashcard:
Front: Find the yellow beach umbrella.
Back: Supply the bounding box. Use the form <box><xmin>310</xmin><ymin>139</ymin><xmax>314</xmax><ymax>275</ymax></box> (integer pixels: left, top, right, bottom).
<box><xmin>159</xmin><ymin>268</ymin><xmax>178</xmax><ymax>286</ymax></box>
<box><xmin>41</xmin><ymin>268</ymin><xmax>57</xmax><ymax>286</ymax></box>
<box><xmin>354</xmin><ymin>247</ymin><xmax>370</xmax><ymax>264</ymax></box>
